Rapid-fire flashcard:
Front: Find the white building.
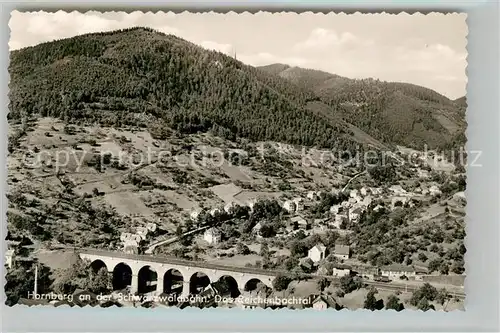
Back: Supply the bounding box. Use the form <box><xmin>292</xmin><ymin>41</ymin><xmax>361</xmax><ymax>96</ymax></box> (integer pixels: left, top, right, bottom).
<box><xmin>252</xmin><ymin>222</ymin><xmax>263</xmax><ymax>236</ymax></box>
<box><xmin>391</xmin><ymin>196</ymin><xmax>410</xmax><ymax>209</ymax></box>
<box><xmin>224</xmin><ymin>201</ymin><xmax>238</xmax><ymax>214</ymax></box>
<box><xmin>124</xmin><ymin>240</ymin><xmax>139</xmax><ymax>254</ymax></box>
<box><xmin>209</xmin><ymin>207</ymin><xmax>222</xmax><ymax>216</ymax></box>
<box><xmin>136</xmin><ymin>226</ymin><xmax>149</xmax><ymax>240</ymax></box>
<box><xmin>204</xmin><ymin>228</ymin><xmax>222</xmax><ymax>245</ymax></box>
<box><xmin>307</xmin><ymin>191</ymin><xmax>317</xmax><ymax>200</ymax></box>
<box><xmin>333</xmin><ymin>244</ymin><xmax>350</xmax><ymax>260</ymax></box>
<box><xmin>146</xmin><ymin>223</ymin><xmax>157</xmax><ymax>232</ymax></box>
<box><xmin>332</xmin><ymin>266</ymin><xmax>351</xmax><ymax>277</ymax></box>
<box><xmin>291</xmin><ymin>216</ymin><xmax>309</xmax><ymax>230</ymax></box>
<box><xmin>380</xmin><ymin>264</ymin><xmax>416</xmax><ymax>279</ymax></box>
<box><xmin>120</xmin><ymin>232</ymin><xmax>134</xmax><ymax>242</ymax></box>
<box><xmin>308</xmin><ymin>243</ymin><xmax>327</xmax><ymax>263</ymax></box>
<box><xmin>362</xmin><ymin>196</ymin><xmax>373</xmax><ymax>207</ymax></box>
<box><xmin>329</xmin><ymin>205</ymin><xmax>340</xmax><ymax>214</ymax></box>
<box><xmin>312</xmin><ymin>295</ymin><xmax>339</xmax><ymax>310</ymax></box>
<box><xmin>247</xmin><ymin>199</ymin><xmax>258</xmax><ymax>212</ymax></box>
<box><xmin>190</xmin><ymin>209</ymin><xmax>202</xmax><ymax>221</ymax></box>
<box><xmin>283</xmin><ymin>200</ymin><xmax>297</xmax><ymax>213</ymax></box>
<box><xmin>360</xmin><ymin>187</ymin><xmax>368</xmax><ymax>197</ymax></box>
<box><xmin>5</xmin><ymin>249</ymin><xmax>15</xmax><ymax>269</ymax></box>
<box><xmin>389</xmin><ymin>185</ymin><xmax>407</xmax><ymax>195</ymax></box>
<box><xmin>292</xmin><ymin>198</ymin><xmax>304</xmax><ymax>212</ymax></box>
<box><xmin>429</xmin><ymin>185</ymin><xmax>442</xmax><ymax>197</ymax></box>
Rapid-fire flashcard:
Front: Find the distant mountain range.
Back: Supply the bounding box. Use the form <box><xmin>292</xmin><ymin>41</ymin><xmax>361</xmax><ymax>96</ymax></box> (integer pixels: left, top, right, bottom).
<box><xmin>9</xmin><ymin>27</ymin><xmax>465</xmax><ymax>152</ymax></box>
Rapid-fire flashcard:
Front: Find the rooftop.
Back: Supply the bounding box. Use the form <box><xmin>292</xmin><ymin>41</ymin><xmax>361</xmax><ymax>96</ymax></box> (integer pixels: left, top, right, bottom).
<box><xmin>334</xmin><ymin>244</ymin><xmax>350</xmax><ymax>255</ymax></box>
<box><xmin>312</xmin><ymin>294</ymin><xmax>339</xmax><ymax>308</ymax></box>
<box><xmin>380</xmin><ymin>264</ymin><xmax>416</xmax><ymax>273</ymax></box>
<box><xmin>310</xmin><ymin>243</ymin><xmax>327</xmax><ymax>252</ymax></box>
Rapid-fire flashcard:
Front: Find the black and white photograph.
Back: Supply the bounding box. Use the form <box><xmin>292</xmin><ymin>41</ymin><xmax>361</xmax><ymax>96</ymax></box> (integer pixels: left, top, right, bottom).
<box><xmin>6</xmin><ymin>11</ymin><xmax>467</xmax><ymax>311</ymax></box>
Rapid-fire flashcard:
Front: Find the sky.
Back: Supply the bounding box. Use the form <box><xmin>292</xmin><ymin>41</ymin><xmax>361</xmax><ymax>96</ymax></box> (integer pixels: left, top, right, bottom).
<box><xmin>9</xmin><ymin>11</ymin><xmax>467</xmax><ymax>99</ymax></box>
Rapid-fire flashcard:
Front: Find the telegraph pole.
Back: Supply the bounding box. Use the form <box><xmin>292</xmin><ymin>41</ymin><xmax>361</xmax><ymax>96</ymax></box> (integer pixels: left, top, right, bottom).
<box><xmin>34</xmin><ymin>262</ymin><xmax>38</xmax><ymax>296</ymax></box>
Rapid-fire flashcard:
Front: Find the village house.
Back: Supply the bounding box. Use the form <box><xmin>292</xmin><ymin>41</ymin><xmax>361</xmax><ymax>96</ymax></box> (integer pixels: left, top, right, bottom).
<box><xmin>120</xmin><ymin>232</ymin><xmax>133</xmax><ymax>242</ymax></box>
<box><xmin>246</xmin><ymin>199</ymin><xmax>258</xmax><ymax>212</ymax></box>
<box><xmin>204</xmin><ymin>228</ymin><xmax>222</xmax><ymax>245</ymax></box>
<box><xmin>311</xmin><ymin>295</ymin><xmax>342</xmax><ymax>310</ymax></box>
<box><xmin>283</xmin><ymin>200</ymin><xmax>297</xmax><ymax>213</ymax></box>
<box><xmin>332</xmin><ymin>264</ymin><xmax>351</xmax><ymax>277</ymax></box>
<box><xmin>190</xmin><ymin>209</ymin><xmax>201</xmax><ymax>221</ymax></box>
<box><xmin>317</xmin><ymin>265</ymin><xmax>331</xmax><ymax>275</ymax></box>
<box><xmin>329</xmin><ymin>204</ymin><xmax>341</xmax><ymax>214</ymax></box>
<box><xmin>285</xmin><ymin>220</ymin><xmax>297</xmax><ymax>232</ymax></box>
<box><xmin>370</xmin><ymin>187</ymin><xmax>383</xmax><ymax>195</ymax></box>
<box><xmin>307</xmin><ymin>191</ymin><xmax>322</xmax><ymax>201</ymax></box>
<box><xmin>348</xmin><ymin>207</ymin><xmax>363</xmax><ymax>223</ymax></box>
<box><xmin>252</xmin><ymin>222</ymin><xmax>263</xmax><ymax>237</ymax></box>
<box><xmin>123</xmin><ymin>240</ymin><xmax>139</xmax><ymax>254</ymax></box>
<box><xmin>146</xmin><ymin>223</ymin><xmax>157</xmax><ymax>233</ymax></box>
<box><xmin>389</xmin><ymin>185</ymin><xmax>407</xmax><ymax>195</ymax></box>
<box><xmin>306</xmin><ymin>191</ymin><xmax>315</xmax><ymax>200</ymax></box>
<box><xmin>224</xmin><ymin>201</ymin><xmax>238</xmax><ymax>214</ymax></box>
<box><xmin>333</xmin><ymin>244</ymin><xmax>350</xmax><ymax>260</ymax></box>
<box><xmin>360</xmin><ymin>187</ymin><xmax>369</xmax><ymax>197</ymax></box>
<box><xmin>120</xmin><ymin>232</ymin><xmax>142</xmax><ymax>244</ymax></box>
<box><xmin>379</xmin><ymin>264</ymin><xmax>416</xmax><ymax>279</ymax></box>
<box><xmin>291</xmin><ymin>216</ymin><xmax>309</xmax><ymax>230</ymax></box>
<box><xmin>136</xmin><ymin>226</ymin><xmax>149</xmax><ymax>240</ymax></box>
<box><xmin>312</xmin><ymin>224</ymin><xmax>328</xmax><ymax>234</ymax></box>
<box><xmin>5</xmin><ymin>249</ymin><xmax>15</xmax><ymax>269</ymax></box>
<box><xmin>292</xmin><ymin>197</ymin><xmax>304</xmax><ymax>212</ymax></box>
<box><xmin>308</xmin><ymin>243</ymin><xmax>327</xmax><ymax>263</ymax></box>
<box><xmin>362</xmin><ymin>196</ymin><xmax>373</xmax><ymax>207</ymax></box>
<box><xmin>391</xmin><ymin>196</ymin><xmax>410</xmax><ymax>209</ymax></box>
<box><xmin>331</xmin><ymin>214</ymin><xmax>347</xmax><ymax>229</ymax></box>
<box><xmin>429</xmin><ymin>185</ymin><xmax>442</xmax><ymax>197</ymax></box>
<box><xmin>453</xmin><ymin>191</ymin><xmax>466</xmax><ymax>205</ymax></box>
<box><xmin>300</xmin><ymin>257</ymin><xmax>314</xmax><ymax>271</ymax></box>
<box><xmin>341</xmin><ymin>200</ymin><xmax>351</xmax><ymax>209</ymax></box>
<box><xmin>418</xmin><ymin>169</ymin><xmax>430</xmax><ymax>179</ymax></box>
<box><xmin>209</xmin><ymin>207</ymin><xmax>223</xmax><ymax>216</ymax></box>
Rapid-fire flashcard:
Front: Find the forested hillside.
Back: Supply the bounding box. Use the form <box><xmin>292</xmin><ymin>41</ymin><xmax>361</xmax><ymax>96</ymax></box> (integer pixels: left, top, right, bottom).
<box><xmin>9</xmin><ymin>27</ymin><xmax>367</xmax><ymax>152</ymax></box>
<box><xmin>9</xmin><ymin>27</ymin><xmax>465</xmax><ymax>153</ymax></box>
<box><xmin>259</xmin><ymin>65</ymin><xmax>467</xmax><ymax>150</ymax></box>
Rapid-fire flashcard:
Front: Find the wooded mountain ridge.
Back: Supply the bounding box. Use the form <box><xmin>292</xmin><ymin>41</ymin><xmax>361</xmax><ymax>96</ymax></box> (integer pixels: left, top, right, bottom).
<box><xmin>9</xmin><ymin>27</ymin><xmax>465</xmax><ymax>152</ymax></box>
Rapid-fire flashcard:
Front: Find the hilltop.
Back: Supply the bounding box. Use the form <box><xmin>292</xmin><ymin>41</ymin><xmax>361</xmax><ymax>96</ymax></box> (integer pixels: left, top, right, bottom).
<box><xmin>259</xmin><ymin>65</ymin><xmax>467</xmax><ymax>150</ymax></box>
<box><xmin>9</xmin><ymin>27</ymin><xmax>384</xmax><ymax>153</ymax></box>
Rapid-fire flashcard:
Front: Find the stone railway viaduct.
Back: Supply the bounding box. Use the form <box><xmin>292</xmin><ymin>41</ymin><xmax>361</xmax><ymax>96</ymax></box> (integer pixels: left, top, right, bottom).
<box><xmin>79</xmin><ymin>249</ymin><xmax>279</xmax><ymax>296</ymax></box>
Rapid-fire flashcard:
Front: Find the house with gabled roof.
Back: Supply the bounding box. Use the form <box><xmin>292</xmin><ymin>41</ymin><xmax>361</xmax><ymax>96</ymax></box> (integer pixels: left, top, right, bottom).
<box><xmin>308</xmin><ymin>243</ymin><xmax>327</xmax><ymax>263</ymax></box>
<box><xmin>312</xmin><ymin>294</ymin><xmax>342</xmax><ymax>310</ymax></box>
<box><xmin>334</xmin><ymin>244</ymin><xmax>350</xmax><ymax>260</ymax></box>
